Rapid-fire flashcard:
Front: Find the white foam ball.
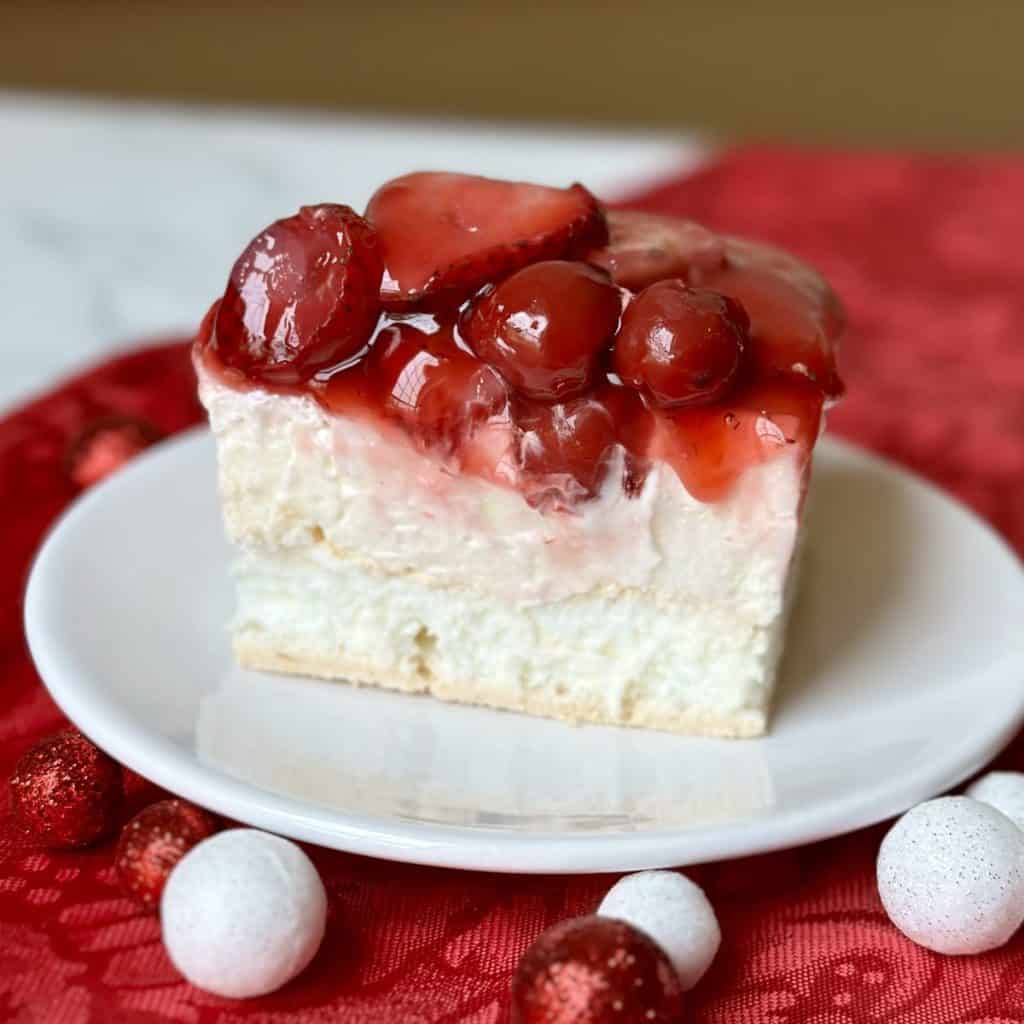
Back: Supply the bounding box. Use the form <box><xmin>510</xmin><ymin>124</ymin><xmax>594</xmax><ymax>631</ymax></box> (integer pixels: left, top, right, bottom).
<box><xmin>598</xmin><ymin>870</ymin><xmax>720</xmax><ymax>990</ymax></box>
<box><xmin>877</xmin><ymin>796</ymin><xmax>1024</xmax><ymax>955</ymax></box>
<box><xmin>966</xmin><ymin>772</ymin><xmax>1024</xmax><ymax>832</ymax></box>
<box><xmin>161</xmin><ymin>828</ymin><xmax>327</xmax><ymax>997</ymax></box>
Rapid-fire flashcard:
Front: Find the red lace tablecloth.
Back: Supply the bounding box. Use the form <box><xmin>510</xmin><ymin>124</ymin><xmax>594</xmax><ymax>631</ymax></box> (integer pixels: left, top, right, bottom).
<box><xmin>3</xmin><ymin>147</ymin><xmax>1024</xmax><ymax>1023</ymax></box>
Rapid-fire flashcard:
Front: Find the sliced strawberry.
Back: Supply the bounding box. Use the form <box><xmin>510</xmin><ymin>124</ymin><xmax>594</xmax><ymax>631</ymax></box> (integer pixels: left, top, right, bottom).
<box><xmin>703</xmin><ymin>237</ymin><xmax>845</xmax><ymax>398</ymax></box>
<box><xmin>365</xmin><ymin>172</ymin><xmax>607</xmax><ymax>310</ymax></box>
<box><xmin>588</xmin><ymin>210</ymin><xmax>726</xmax><ymax>291</ymax></box>
<box><xmin>213</xmin><ymin>204</ymin><xmax>383</xmax><ymax>384</ymax></box>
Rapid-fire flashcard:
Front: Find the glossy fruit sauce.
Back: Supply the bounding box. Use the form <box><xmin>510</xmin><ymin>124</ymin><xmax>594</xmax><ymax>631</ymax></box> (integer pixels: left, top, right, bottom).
<box><xmin>196</xmin><ymin>173</ymin><xmax>842</xmax><ymax>508</ymax></box>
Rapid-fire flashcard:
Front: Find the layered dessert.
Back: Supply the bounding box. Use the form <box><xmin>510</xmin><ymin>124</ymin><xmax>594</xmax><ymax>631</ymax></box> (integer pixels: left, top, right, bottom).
<box><xmin>194</xmin><ymin>172</ymin><xmax>843</xmax><ymax>737</ymax></box>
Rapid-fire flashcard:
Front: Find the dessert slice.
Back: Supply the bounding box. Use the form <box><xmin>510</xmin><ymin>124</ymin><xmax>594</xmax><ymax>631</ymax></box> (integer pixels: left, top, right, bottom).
<box><xmin>194</xmin><ymin>173</ymin><xmax>843</xmax><ymax>738</ymax></box>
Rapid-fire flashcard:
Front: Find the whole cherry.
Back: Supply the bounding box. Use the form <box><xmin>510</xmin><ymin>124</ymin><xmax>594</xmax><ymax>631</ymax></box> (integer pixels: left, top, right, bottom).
<box><xmin>516</xmin><ymin>395</ymin><xmax>619</xmax><ymax>507</ymax></box>
<box><xmin>213</xmin><ymin>204</ymin><xmax>383</xmax><ymax>384</ymax></box>
<box><xmin>613</xmin><ymin>281</ymin><xmax>748</xmax><ymax>408</ymax></box>
<box><xmin>461</xmin><ymin>261</ymin><xmax>622</xmax><ymax>402</ymax></box>
<box><xmin>367</xmin><ymin>321</ymin><xmax>508</xmax><ymax>452</ymax></box>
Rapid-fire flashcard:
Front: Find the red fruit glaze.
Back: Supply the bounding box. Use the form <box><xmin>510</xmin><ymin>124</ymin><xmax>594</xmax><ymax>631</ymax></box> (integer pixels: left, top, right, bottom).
<box><xmin>9</xmin><ymin>729</ymin><xmax>123</xmax><ymax>849</ymax></box>
<box><xmin>116</xmin><ymin>799</ymin><xmax>218</xmax><ymax>908</ymax></box>
<box><xmin>590</xmin><ymin>209</ymin><xmax>727</xmax><ymax>290</ymax></box>
<box><xmin>598</xmin><ymin>381</ymin><xmax>656</xmax><ymax>495</ymax></box>
<box><xmin>366</xmin><ymin>172</ymin><xmax>607</xmax><ymax>310</ymax></box>
<box><xmin>462</xmin><ymin>261</ymin><xmax>622</xmax><ymax>401</ymax></box>
<box><xmin>510</xmin><ymin>915</ymin><xmax>684</xmax><ymax>1024</ymax></box>
<box><xmin>653</xmin><ymin>374</ymin><xmax>825</xmax><ymax>503</ymax></box>
<box><xmin>614</xmin><ymin>281</ymin><xmax>749</xmax><ymax>408</ymax></box>
<box><xmin>213</xmin><ymin>204</ymin><xmax>383</xmax><ymax>384</ymax></box>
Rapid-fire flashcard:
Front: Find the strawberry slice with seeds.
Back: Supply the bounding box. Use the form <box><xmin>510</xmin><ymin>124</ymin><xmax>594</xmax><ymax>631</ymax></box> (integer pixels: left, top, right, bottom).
<box><xmin>365</xmin><ymin>172</ymin><xmax>607</xmax><ymax>310</ymax></box>
<box><xmin>588</xmin><ymin>210</ymin><xmax>726</xmax><ymax>291</ymax></box>
<box><xmin>709</xmin><ymin>236</ymin><xmax>845</xmax><ymax>398</ymax></box>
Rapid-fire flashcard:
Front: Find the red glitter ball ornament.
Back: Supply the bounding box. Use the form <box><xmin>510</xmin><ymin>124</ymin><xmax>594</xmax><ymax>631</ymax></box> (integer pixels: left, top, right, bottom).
<box><xmin>8</xmin><ymin>729</ymin><xmax>124</xmax><ymax>848</ymax></box>
<box><xmin>116</xmin><ymin>798</ymin><xmax>218</xmax><ymax>908</ymax></box>
<box><xmin>511</xmin><ymin>915</ymin><xmax>684</xmax><ymax>1024</ymax></box>
<box><xmin>65</xmin><ymin>415</ymin><xmax>161</xmax><ymax>488</ymax></box>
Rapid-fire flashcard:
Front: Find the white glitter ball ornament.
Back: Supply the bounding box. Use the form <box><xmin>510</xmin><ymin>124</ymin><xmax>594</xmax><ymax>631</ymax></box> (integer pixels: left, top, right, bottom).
<box><xmin>598</xmin><ymin>870</ymin><xmax>721</xmax><ymax>990</ymax></box>
<box><xmin>161</xmin><ymin>829</ymin><xmax>327</xmax><ymax>997</ymax></box>
<box><xmin>877</xmin><ymin>796</ymin><xmax>1024</xmax><ymax>955</ymax></box>
<box><xmin>966</xmin><ymin>772</ymin><xmax>1024</xmax><ymax>832</ymax></box>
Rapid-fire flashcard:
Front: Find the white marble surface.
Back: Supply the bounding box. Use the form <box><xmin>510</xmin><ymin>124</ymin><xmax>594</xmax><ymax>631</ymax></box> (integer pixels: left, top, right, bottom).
<box><xmin>0</xmin><ymin>91</ymin><xmax>704</xmax><ymax>412</ymax></box>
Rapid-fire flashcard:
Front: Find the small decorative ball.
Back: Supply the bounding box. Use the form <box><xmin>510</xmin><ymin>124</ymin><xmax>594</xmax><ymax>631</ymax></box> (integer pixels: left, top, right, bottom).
<box><xmin>161</xmin><ymin>829</ymin><xmax>327</xmax><ymax>998</ymax></box>
<box><xmin>510</xmin><ymin>915</ymin><xmax>684</xmax><ymax>1024</ymax></box>
<box><xmin>966</xmin><ymin>772</ymin><xmax>1024</xmax><ymax>832</ymax></box>
<box><xmin>598</xmin><ymin>870</ymin><xmax>720</xmax><ymax>990</ymax></box>
<box><xmin>116</xmin><ymin>799</ymin><xmax>218</xmax><ymax>908</ymax></box>
<box><xmin>9</xmin><ymin>728</ymin><xmax>123</xmax><ymax>848</ymax></box>
<box><xmin>65</xmin><ymin>416</ymin><xmax>160</xmax><ymax>489</ymax></box>
<box><xmin>877</xmin><ymin>796</ymin><xmax>1024</xmax><ymax>954</ymax></box>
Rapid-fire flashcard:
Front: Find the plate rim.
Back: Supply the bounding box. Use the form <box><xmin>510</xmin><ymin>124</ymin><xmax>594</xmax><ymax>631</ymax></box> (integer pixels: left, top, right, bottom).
<box><xmin>23</xmin><ymin>427</ymin><xmax>1024</xmax><ymax>873</ymax></box>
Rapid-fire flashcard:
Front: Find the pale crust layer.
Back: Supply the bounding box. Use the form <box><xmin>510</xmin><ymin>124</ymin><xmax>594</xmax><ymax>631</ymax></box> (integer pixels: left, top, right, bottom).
<box><xmin>235</xmin><ymin>638</ymin><xmax>767</xmax><ymax>739</ymax></box>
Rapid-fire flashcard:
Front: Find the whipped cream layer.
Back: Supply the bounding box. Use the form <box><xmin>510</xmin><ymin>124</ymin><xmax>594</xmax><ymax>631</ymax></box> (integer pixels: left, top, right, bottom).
<box><xmin>198</xmin><ymin>362</ymin><xmax>811</xmax><ymax>617</ymax></box>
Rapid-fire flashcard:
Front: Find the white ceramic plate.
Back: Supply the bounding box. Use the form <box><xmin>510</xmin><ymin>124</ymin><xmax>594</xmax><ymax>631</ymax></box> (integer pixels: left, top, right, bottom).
<box><xmin>25</xmin><ymin>429</ymin><xmax>1024</xmax><ymax>873</ymax></box>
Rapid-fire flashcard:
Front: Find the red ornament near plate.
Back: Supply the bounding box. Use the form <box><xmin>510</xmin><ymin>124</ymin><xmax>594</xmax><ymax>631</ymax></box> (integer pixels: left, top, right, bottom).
<box><xmin>511</xmin><ymin>915</ymin><xmax>684</xmax><ymax>1024</ymax></box>
<box><xmin>116</xmin><ymin>798</ymin><xmax>219</xmax><ymax>908</ymax></box>
<box><xmin>64</xmin><ymin>415</ymin><xmax>161</xmax><ymax>489</ymax></box>
<box><xmin>8</xmin><ymin>728</ymin><xmax>124</xmax><ymax>848</ymax></box>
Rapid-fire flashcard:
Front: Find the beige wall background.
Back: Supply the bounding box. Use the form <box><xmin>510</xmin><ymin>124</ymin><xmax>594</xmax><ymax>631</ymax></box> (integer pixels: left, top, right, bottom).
<box><xmin>3</xmin><ymin>1</ymin><xmax>1023</xmax><ymax>148</ymax></box>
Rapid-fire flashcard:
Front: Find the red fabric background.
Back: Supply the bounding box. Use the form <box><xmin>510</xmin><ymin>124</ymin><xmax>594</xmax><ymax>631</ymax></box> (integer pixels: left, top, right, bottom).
<box><xmin>2</xmin><ymin>147</ymin><xmax>1024</xmax><ymax>1023</ymax></box>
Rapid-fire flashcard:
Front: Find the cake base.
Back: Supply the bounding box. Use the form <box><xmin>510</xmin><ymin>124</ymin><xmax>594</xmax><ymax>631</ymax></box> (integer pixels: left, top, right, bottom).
<box><xmin>235</xmin><ymin>641</ymin><xmax>768</xmax><ymax>738</ymax></box>
<box><xmin>230</xmin><ymin>549</ymin><xmax>798</xmax><ymax>738</ymax></box>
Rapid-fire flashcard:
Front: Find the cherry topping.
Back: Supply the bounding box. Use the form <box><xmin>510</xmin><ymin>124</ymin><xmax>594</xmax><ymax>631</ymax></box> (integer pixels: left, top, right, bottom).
<box><xmin>363</xmin><ymin>319</ymin><xmax>508</xmax><ymax>454</ymax></box>
<box><xmin>614</xmin><ymin>281</ymin><xmax>749</xmax><ymax>408</ymax></box>
<box><xmin>590</xmin><ymin>210</ymin><xmax>726</xmax><ymax>290</ymax></box>
<box><xmin>198</xmin><ymin>198</ymin><xmax>838</xmax><ymax>509</ymax></box>
<box><xmin>515</xmin><ymin>395</ymin><xmax>619</xmax><ymax>508</ymax></box>
<box><xmin>461</xmin><ymin>261</ymin><xmax>622</xmax><ymax>402</ymax></box>
<box><xmin>213</xmin><ymin>204</ymin><xmax>383</xmax><ymax>384</ymax></box>
<box><xmin>365</xmin><ymin>173</ymin><xmax>607</xmax><ymax>310</ymax></box>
